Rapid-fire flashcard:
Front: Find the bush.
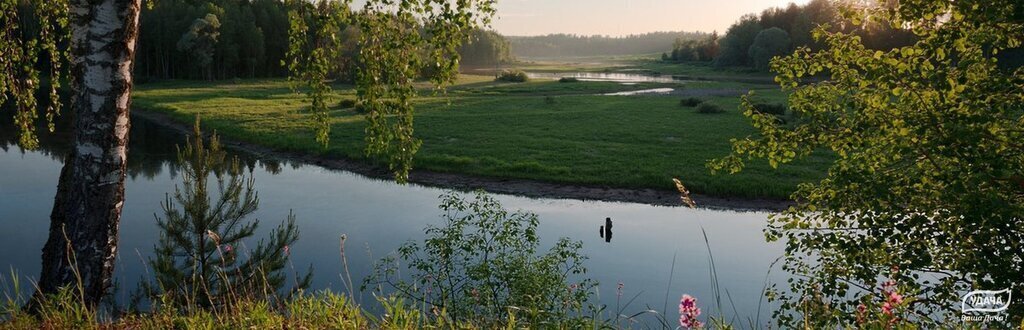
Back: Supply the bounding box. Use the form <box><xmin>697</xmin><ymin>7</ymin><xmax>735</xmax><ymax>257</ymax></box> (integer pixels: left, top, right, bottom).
<box><xmin>364</xmin><ymin>191</ymin><xmax>594</xmax><ymax>325</ymax></box>
<box><xmin>558</xmin><ymin>77</ymin><xmax>579</xmax><ymax>83</ymax></box>
<box><xmin>752</xmin><ymin>102</ymin><xmax>787</xmax><ymax>116</ymax></box>
<box><xmin>680</xmin><ymin>97</ymin><xmax>703</xmax><ymax>107</ymax></box>
<box><xmin>695</xmin><ymin>102</ymin><xmax>725</xmax><ymax>114</ymax></box>
<box><xmin>495</xmin><ymin>70</ymin><xmax>528</xmax><ymax>82</ymax></box>
<box><xmin>338</xmin><ymin>98</ymin><xmax>357</xmax><ymax>109</ymax></box>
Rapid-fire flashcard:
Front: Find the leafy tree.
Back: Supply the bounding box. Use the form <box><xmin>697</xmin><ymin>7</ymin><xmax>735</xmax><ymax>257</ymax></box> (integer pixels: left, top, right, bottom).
<box><xmin>287</xmin><ymin>0</ymin><xmax>496</xmax><ymax>182</ymax></box>
<box><xmin>669</xmin><ymin>33</ymin><xmax>718</xmax><ymax>62</ymax></box>
<box><xmin>177</xmin><ymin>13</ymin><xmax>221</xmax><ymax>80</ymax></box>
<box><xmin>710</xmin><ymin>0</ymin><xmax>1024</xmax><ymax>327</ymax></box>
<box><xmin>364</xmin><ymin>191</ymin><xmax>593</xmax><ymax>325</ymax></box>
<box><xmin>146</xmin><ymin>119</ymin><xmax>310</xmax><ymax>308</ymax></box>
<box><xmin>748</xmin><ymin>27</ymin><xmax>791</xmax><ymax>72</ymax></box>
<box><xmin>458</xmin><ymin>29</ymin><xmax>510</xmax><ymax>68</ymax></box>
<box><xmin>714</xmin><ymin>15</ymin><xmax>761</xmax><ymax>67</ymax></box>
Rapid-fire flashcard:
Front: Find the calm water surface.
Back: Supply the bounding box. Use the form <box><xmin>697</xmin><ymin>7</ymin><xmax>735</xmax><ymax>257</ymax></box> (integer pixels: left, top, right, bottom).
<box><xmin>526</xmin><ymin>71</ymin><xmax>688</xmax><ymax>84</ymax></box>
<box><xmin>0</xmin><ymin>117</ymin><xmax>785</xmax><ymax>322</ymax></box>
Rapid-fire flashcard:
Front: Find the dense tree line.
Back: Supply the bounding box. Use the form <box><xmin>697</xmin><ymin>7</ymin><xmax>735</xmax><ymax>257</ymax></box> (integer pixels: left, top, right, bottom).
<box><xmin>137</xmin><ymin>1</ymin><xmax>507</xmax><ymax>81</ymax></box>
<box><xmin>664</xmin><ymin>0</ymin><xmax>918</xmax><ymax>71</ymax></box>
<box><xmin>458</xmin><ymin>29</ymin><xmax>512</xmax><ymax>68</ymax></box>
<box><xmin>509</xmin><ymin>32</ymin><xmax>704</xmax><ymax>58</ymax></box>
<box><xmin>137</xmin><ymin>0</ymin><xmax>291</xmax><ymax>80</ymax></box>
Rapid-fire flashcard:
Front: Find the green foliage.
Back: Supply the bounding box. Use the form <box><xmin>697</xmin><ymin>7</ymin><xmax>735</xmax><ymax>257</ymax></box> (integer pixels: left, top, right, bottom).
<box><xmin>146</xmin><ymin>118</ymin><xmax>310</xmax><ymax>309</ymax></box>
<box><xmin>287</xmin><ymin>0</ymin><xmax>496</xmax><ymax>183</ymax></box>
<box><xmin>495</xmin><ymin>70</ymin><xmax>528</xmax><ymax>83</ymax></box>
<box><xmin>558</xmin><ymin>77</ymin><xmax>579</xmax><ymax>83</ymax></box>
<box><xmin>176</xmin><ymin>13</ymin><xmax>222</xmax><ymax>79</ymax></box>
<box><xmin>284</xmin><ymin>0</ymin><xmax>346</xmax><ymax>147</ymax></box>
<box><xmin>669</xmin><ymin>32</ymin><xmax>719</xmax><ymax>62</ymax></box>
<box><xmin>750</xmin><ymin>102</ymin><xmax>786</xmax><ymax>117</ymax></box>
<box><xmin>337</xmin><ymin>98</ymin><xmax>357</xmax><ymax>109</ymax></box>
<box><xmin>714</xmin><ymin>15</ymin><xmax>762</xmax><ymax>68</ymax></box>
<box><xmin>679</xmin><ymin>97</ymin><xmax>703</xmax><ymax>107</ymax></box>
<box><xmin>0</xmin><ymin>0</ymin><xmax>69</xmax><ymax>149</ymax></box>
<box><xmin>710</xmin><ymin>0</ymin><xmax>1024</xmax><ymax>327</ymax></box>
<box><xmin>137</xmin><ymin>0</ymin><xmax>294</xmax><ymax>80</ymax></box>
<box><xmin>748</xmin><ymin>27</ymin><xmax>791</xmax><ymax>72</ymax></box>
<box><xmin>458</xmin><ymin>29</ymin><xmax>511</xmax><ymax>67</ymax></box>
<box><xmin>695</xmin><ymin>102</ymin><xmax>724</xmax><ymax>114</ymax></box>
<box><xmin>365</xmin><ymin>191</ymin><xmax>595</xmax><ymax>326</ymax></box>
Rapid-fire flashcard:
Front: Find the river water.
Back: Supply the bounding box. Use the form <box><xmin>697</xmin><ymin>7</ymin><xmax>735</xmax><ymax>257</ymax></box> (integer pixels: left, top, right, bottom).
<box><xmin>0</xmin><ymin>117</ymin><xmax>785</xmax><ymax>324</ymax></box>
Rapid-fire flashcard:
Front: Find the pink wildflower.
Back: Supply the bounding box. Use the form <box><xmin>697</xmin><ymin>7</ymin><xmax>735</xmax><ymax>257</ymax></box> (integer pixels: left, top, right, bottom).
<box><xmin>617</xmin><ymin>282</ymin><xmax>624</xmax><ymax>298</ymax></box>
<box><xmin>889</xmin><ymin>291</ymin><xmax>903</xmax><ymax>305</ymax></box>
<box><xmin>283</xmin><ymin>245</ymin><xmax>290</xmax><ymax>257</ymax></box>
<box><xmin>223</xmin><ymin>244</ymin><xmax>233</xmax><ymax>253</ymax></box>
<box><xmin>678</xmin><ymin>294</ymin><xmax>703</xmax><ymax>329</ymax></box>
<box><xmin>882</xmin><ymin>302</ymin><xmax>893</xmax><ymax>316</ymax></box>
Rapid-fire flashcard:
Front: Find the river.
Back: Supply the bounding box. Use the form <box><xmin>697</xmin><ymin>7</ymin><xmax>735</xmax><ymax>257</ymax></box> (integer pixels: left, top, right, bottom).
<box><xmin>0</xmin><ymin>116</ymin><xmax>785</xmax><ymax>324</ymax></box>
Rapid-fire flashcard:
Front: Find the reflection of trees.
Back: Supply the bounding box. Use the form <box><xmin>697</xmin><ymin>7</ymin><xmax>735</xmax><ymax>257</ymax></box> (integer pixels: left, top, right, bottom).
<box><xmin>2</xmin><ymin>115</ymin><xmax>303</xmax><ymax>179</ymax></box>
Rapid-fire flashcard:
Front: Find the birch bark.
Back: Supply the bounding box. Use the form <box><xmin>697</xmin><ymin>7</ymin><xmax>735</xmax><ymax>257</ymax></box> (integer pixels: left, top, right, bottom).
<box><xmin>36</xmin><ymin>0</ymin><xmax>141</xmax><ymax>306</ymax></box>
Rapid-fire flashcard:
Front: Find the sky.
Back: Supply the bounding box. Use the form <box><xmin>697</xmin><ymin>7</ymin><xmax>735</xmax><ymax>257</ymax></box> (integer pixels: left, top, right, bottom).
<box><xmin>491</xmin><ymin>0</ymin><xmax>810</xmax><ymax>37</ymax></box>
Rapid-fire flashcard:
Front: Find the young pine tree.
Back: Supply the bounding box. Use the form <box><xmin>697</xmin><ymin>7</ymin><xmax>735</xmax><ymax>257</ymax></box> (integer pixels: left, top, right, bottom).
<box><xmin>147</xmin><ymin>118</ymin><xmax>310</xmax><ymax>309</ymax></box>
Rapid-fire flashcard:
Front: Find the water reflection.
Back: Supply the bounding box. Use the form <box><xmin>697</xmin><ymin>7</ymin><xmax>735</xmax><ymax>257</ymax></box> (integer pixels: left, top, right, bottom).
<box><xmin>526</xmin><ymin>72</ymin><xmax>690</xmax><ymax>84</ymax></box>
<box><xmin>599</xmin><ymin>217</ymin><xmax>613</xmax><ymax>243</ymax></box>
<box><xmin>0</xmin><ymin>113</ymin><xmax>785</xmax><ymax>324</ymax></box>
<box><xmin>0</xmin><ymin>115</ymin><xmax>293</xmax><ymax>181</ymax></box>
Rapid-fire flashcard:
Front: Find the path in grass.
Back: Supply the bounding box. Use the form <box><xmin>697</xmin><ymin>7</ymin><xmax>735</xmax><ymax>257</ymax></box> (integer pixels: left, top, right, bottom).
<box><xmin>132</xmin><ymin>76</ymin><xmax>830</xmax><ymax>203</ymax></box>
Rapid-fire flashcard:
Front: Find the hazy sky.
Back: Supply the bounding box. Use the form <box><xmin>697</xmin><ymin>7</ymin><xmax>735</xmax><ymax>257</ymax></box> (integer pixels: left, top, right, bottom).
<box><xmin>491</xmin><ymin>0</ymin><xmax>810</xmax><ymax>36</ymax></box>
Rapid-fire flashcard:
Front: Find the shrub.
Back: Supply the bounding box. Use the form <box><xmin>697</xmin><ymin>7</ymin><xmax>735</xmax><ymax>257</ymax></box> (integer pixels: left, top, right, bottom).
<box><xmin>558</xmin><ymin>77</ymin><xmax>579</xmax><ymax>83</ymax></box>
<box><xmin>696</xmin><ymin>102</ymin><xmax>725</xmax><ymax>114</ymax></box>
<box><xmin>752</xmin><ymin>102</ymin><xmax>787</xmax><ymax>116</ymax></box>
<box><xmin>680</xmin><ymin>97</ymin><xmax>703</xmax><ymax>107</ymax></box>
<box><xmin>364</xmin><ymin>191</ymin><xmax>594</xmax><ymax>325</ymax></box>
<box><xmin>495</xmin><ymin>70</ymin><xmax>528</xmax><ymax>82</ymax></box>
<box><xmin>338</xmin><ymin>98</ymin><xmax>357</xmax><ymax>109</ymax></box>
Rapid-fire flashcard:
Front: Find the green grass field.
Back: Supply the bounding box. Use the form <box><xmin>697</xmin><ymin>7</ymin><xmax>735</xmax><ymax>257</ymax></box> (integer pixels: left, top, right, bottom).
<box><xmin>132</xmin><ymin>72</ymin><xmax>829</xmax><ymax>199</ymax></box>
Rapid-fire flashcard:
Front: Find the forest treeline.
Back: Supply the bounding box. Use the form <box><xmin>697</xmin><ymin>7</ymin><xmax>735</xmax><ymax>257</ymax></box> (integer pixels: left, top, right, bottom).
<box><xmin>138</xmin><ymin>0</ymin><xmax>510</xmax><ymax>80</ymax></box>
<box><xmin>13</xmin><ymin>0</ymin><xmax>509</xmax><ymax>81</ymax></box>
<box><xmin>508</xmin><ymin>32</ymin><xmax>706</xmax><ymax>59</ymax></box>
<box><xmin>664</xmin><ymin>0</ymin><xmax>1024</xmax><ymax>71</ymax></box>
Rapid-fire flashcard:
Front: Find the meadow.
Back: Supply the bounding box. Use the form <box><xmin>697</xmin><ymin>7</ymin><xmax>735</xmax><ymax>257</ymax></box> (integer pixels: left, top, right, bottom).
<box><xmin>131</xmin><ymin>69</ymin><xmax>829</xmax><ymax>199</ymax></box>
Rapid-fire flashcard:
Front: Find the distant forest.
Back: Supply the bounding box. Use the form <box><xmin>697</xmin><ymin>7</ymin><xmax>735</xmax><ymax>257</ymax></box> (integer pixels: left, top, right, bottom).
<box><xmin>134</xmin><ymin>0</ymin><xmax>510</xmax><ymax>80</ymax></box>
<box><xmin>9</xmin><ymin>0</ymin><xmax>509</xmax><ymax>81</ymax></box>
<box><xmin>663</xmin><ymin>0</ymin><xmax>1024</xmax><ymax>71</ymax></box>
<box><xmin>507</xmin><ymin>32</ymin><xmax>706</xmax><ymax>59</ymax></box>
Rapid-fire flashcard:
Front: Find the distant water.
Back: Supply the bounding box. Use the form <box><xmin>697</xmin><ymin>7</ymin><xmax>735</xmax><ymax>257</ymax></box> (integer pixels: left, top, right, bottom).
<box><xmin>603</xmin><ymin>88</ymin><xmax>675</xmax><ymax>96</ymax></box>
<box><xmin>526</xmin><ymin>71</ymin><xmax>689</xmax><ymax>84</ymax></box>
<box><xmin>0</xmin><ymin>116</ymin><xmax>785</xmax><ymax>325</ymax></box>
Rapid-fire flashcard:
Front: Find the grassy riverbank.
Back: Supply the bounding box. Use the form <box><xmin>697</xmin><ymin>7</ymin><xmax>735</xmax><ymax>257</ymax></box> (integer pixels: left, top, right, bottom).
<box><xmin>132</xmin><ymin>72</ymin><xmax>829</xmax><ymax>199</ymax></box>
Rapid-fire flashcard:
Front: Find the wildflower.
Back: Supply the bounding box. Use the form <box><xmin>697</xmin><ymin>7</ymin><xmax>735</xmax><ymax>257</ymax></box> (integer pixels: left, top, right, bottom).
<box><xmin>678</xmin><ymin>294</ymin><xmax>703</xmax><ymax>329</ymax></box>
<box><xmin>283</xmin><ymin>245</ymin><xmax>290</xmax><ymax>257</ymax></box>
<box><xmin>223</xmin><ymin>244</ymin><xmax>233</xmax><ymax>253</ymax></box>
<box><xmin>673</xmin><ymin>178</ymin><xmax>697</xmax><ymax>208</ymax></box>
<box><xmin>889</xmin><ymin>291</ymin><xmax>903</xmax><ymax>305</ymax></box>
<box><xmin>856</xmin><ymin>303</ymin><xmax>867</xmax><ymax>325</ymax></box>
<box><xmin>882</xmin><ymin>302</ymin><xmax>893</xmax><ymax>316</ymax></box>
<box><xmin>617</xmin><ymin>282</ymin><xmax>624</xmax><ymax>298</ymax></box>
